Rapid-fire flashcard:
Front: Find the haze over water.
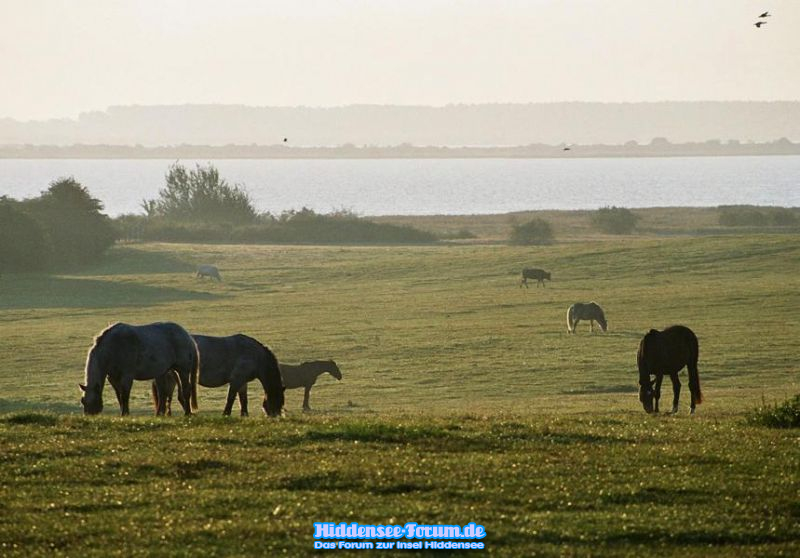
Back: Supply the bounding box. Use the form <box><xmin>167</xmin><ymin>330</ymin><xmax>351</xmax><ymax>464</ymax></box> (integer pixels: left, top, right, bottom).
<box><xmin>1</xmin><ymin>156</ymin><xmax>798</xmax><ymax>217</ymax></box>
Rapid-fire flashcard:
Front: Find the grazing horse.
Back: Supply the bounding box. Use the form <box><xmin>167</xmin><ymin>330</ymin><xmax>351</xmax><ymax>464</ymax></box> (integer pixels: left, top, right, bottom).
<box><xmin>80</xmin><ymin>322</ymin><xmax>199</xmax><ymax>416</ymax></box>
<box><xmin>637</xmin><ymin>325</ymin><xmax>703</xmax><ymax>415</ymax></box>
<box><xmin>240</xmin><ymin>360</ymin><xmax>342</xmax><ymax>412</ymax></box>
<box><xmin>280</xmin><ymin>360</ymin><xmax>343</xmax><ymax>411</ymax></box>
<box><xmin>520</xmin><ymin>268</ymin><xmax>551</xmax><ymax>288</ymax></box>
<box><xmin>155</xmin><ymin>334</ymin><xmax>285</xmax><ymax>417</ymax></box>
<box><xmin>196</xmin><ymin>264</ymin><xmax>222</xmax><ymax>281</ymax></box>
<box><xmin>567</xmin><ymin>302</ymin><xmax>608</xmax><ymax>333</ymax></box>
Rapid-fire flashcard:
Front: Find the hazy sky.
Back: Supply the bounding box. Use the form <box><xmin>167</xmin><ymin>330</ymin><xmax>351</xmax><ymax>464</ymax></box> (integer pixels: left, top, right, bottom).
<box><xmin>2</xmin><ymin>0</ymin><xmax>799</xmax><ymax>120</ymax></box>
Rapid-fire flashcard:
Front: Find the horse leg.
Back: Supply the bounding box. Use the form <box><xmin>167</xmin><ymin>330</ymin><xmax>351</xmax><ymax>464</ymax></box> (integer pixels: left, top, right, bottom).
<box><xmin>108</xmin><ymin>377</ymin><xmax>123</xmax><ymax>410</ymax></box>
<box><xmin>173</xmin><ymin>370</ymin><xmax>193</xmax><ymax>416</ymax></box>
<box><xmin>152</xmin><ymin>375</ymin><xmax>174</xmax><ymax>416</ymax></box>
<box><xmin>238</xmin><ymin>384</ymin><xmax>249</xmax><ymax>417</ymax></box>
<box><xmin>670</xmin><ymin>373</ymin><xmax>681</xmax><ymax>414</ymax></box>
<box><xmin>303</xmin><ymin>386</ymin><xmax>312</xmax><ymax>412</ymax></box>
<box><xmin>224</xmin><ymin>378</ymin><xmax>248</xmax><ymax>416</ymax></box>
<box><xmin>653</xmin><ymin>374</ymin><xmax>663</xmax><ymax>413</ymax></box>
<box><xmin>590</xmin><ymin>320</ymin><xmax>594</xmax><ymax>332</ymax></box>
<box><xmin>118</xmin><ymin>377</ymin><xmax>134</xmax><ymax>416</ymax></box>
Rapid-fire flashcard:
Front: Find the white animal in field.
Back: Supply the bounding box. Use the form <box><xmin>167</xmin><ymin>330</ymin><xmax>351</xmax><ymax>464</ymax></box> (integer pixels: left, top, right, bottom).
<box><xmin>196</xmin><ymin>264</ymin><xmax>222</xmax><ymax>281</ymax></box>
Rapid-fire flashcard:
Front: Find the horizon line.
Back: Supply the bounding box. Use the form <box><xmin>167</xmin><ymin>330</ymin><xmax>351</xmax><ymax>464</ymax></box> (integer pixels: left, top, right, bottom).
<box><xmin>4</xmin><ymin>99</ymin><xmax>800</xmax><ymax>123</ymax></box>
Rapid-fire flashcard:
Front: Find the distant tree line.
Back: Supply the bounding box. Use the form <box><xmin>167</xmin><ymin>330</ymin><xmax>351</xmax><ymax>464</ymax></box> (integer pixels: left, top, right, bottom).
<box><xmin>0</xmin><ymin>178</ymin><xmax>116</xmax><ymax>272</ymax></box>
<box><xmin>718</xmin><ymin>206</ymin><xmax>799</xmax><ymax>227</ymax></box>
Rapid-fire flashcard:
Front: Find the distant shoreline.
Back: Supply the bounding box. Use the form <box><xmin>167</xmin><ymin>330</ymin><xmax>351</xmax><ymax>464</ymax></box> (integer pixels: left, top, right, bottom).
<box><xmin>1</xmin><ymin>141</ymin><xmax>798</xmax><ymax>159</ymax></box>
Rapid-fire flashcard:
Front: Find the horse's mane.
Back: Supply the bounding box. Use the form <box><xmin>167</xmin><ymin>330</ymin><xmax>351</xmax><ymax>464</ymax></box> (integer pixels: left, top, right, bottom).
<box><xmin>84</xmin><ymin>323</ymin><xmax>123</xmax><ymax>385</ymax></box>
<box><xmin>92</xmin><ymin>322</ymin><xmax>123</xmax><ymax>348</ymax></box>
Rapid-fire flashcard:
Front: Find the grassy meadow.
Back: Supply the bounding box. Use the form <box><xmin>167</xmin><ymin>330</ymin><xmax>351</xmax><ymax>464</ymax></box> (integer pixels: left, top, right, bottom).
<box><xmin>0</xmin><ymin>229</ymin><xmax>798</xmax><ymax>556</ymax></box>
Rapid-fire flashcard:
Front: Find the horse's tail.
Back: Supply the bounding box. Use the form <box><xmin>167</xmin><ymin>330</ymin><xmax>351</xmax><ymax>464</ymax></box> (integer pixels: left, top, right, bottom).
<box><xmin>566</xmin><ymin>305</ymin><xmax>574</xmax><ymax>333</ymax></box>
<box><xmin>150</xmin><ymin>381</ymin><xmax>159</xmax><ymax>413</ymax></box>
<box><xmin>190</xmin><ymin>341</ymin><xmax>200</xmax><ymax>412</ymax></box>
<box><xmin>688</xmin><ymin>334</ymin><xmax>703</xmax><ymax>405</ymax></box>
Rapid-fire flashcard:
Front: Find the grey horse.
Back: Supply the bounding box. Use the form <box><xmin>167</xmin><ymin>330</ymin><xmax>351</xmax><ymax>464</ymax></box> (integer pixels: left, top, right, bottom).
<box><xmin>196</xmin><ymin>264</ymin><xmax>222</xmax><ymax>281</ymax></box>
<box><xmin>80</xmin><ymin>322</ymin><xmax>199</xmax><ymax>416</ymax></box>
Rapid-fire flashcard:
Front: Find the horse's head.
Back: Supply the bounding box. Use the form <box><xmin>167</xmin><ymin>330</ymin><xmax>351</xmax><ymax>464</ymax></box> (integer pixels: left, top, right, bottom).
<box><xmin>79</xmin><ymin>383</ymin><xmax>103</xmax><ymax>415</ymax></box>
<box><xmin>597</xmin><ymin>315</ymin><xmax>608</xmax><ymax>332</ymax></box>
<box><xmin>638</xmin><ymin>379</ymin><xmax>655</xmax><ymax>413</ymax></box>
<box><xmin>263</xmin><ymin>384</ymin><xmax>285</xmax><ymax>418</ymax></box>
<box><xmin>544</xmin><ymin>272</ymin><xmax>552</xmax><ymax>281</ymax></box>
<box><xmin>637</xmin><ymin>330</ymin><xmax>660</xmax><ymax>412</ymax></box>
<box><xmin>326</xmin><ymin>360</ymin><xmax>343</xmax><ymax>381</ymax></box>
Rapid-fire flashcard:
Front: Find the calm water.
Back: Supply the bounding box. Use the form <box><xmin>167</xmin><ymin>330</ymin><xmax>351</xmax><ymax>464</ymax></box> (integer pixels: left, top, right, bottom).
<box><xmin>1</xmin><ymin>156</ymin><xmax>798</xmax><ymax>216</ymax></box>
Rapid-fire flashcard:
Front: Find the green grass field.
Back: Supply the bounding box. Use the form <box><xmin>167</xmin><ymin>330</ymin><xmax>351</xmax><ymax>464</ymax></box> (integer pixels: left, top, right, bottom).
<box><xmin>1</xmin><ymin>232</ymin><xmax>798</xmax><ymax>556</ymax></box>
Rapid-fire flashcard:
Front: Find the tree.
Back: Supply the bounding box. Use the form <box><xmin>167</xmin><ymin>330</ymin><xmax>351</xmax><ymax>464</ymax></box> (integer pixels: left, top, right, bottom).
<box><xmin>509</xmin><ymin>218</ymin><xmax>554</xmax><ymax>245</ymax></box>
<box><xmin>25</xmin><ymin>177</ymin><xmax>117</xmax><ymax>267</ymax></box>
<box><xmin>591</xmin><ymin>206</ymin><xmax>639</xmax><ymax>234</ymax></box>
<box><xmin>143</xmin><ymin>162</ymin><xmax>258</xmax><ymax>223</ymax></box>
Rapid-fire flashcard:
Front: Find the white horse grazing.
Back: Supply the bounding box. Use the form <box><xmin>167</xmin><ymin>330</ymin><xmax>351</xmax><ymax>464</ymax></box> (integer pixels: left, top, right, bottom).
<box><xmin>567</xmin><ymin>302</ymin><xmax>608</xmax><ymax>334</ymax></box>
<box><xmin>196</xmin><ymin>264</ymin><xmax>222</xmax><ymax>281</ymax></box>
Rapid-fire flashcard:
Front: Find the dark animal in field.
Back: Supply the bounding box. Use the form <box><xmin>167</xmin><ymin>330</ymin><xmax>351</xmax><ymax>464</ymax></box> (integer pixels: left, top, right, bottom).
<box><xmin>155</xmin><ymin>334</ymin><xmax>284</xmax><ymax>417</ymax></box>
<box><xmin>276</xmin><ymin>360</ymin><xmax>343</xmax><ymax>411</ymax></box>
<box><xmin>196</xmin><ymin>264</ymin><xmax>222</xmax><ymax>281</ymax></box>
<box><xmin>520</xmin><ymin>268</ymin><xmax>551</xmax><ymax>288</ymax></box>
<box><xmin>567</xmin><ymin>302</ymin><xmax>607</xmax><ymax>333</ymax></box>
<box><xmin>80</xmin><ymin>322</ymin><xmax>199</xmax><ymax>416</ymax></box>
<box><xmin>637</xmin><ymin>325</ymin><xmax>703</xmax><ymax>415</ymax></box>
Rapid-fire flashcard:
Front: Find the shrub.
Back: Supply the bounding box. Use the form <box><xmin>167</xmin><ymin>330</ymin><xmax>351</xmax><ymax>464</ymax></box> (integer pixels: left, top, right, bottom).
<box><xmin>143</xmin><ymin>162</ymin><xmax>258</xmax><ymax>224</ymax></box>
<box><xmin>0</xmin><ymin>199</ymin><xmax>51</xmax><ymax>271</ymax></box>
<box><xmin>509</xmin><ymin>218</ymin><xmax>554</xmax><ymax>245</ymax></box>
<box><xmin>747</xmin><ymin>394</ymin><xmax>800</xmax><ymax>428</ymax></box>
<box><xmin>591</xmin><ymin>206</ymin><xmax>639</xmax><ymax>234</ymax></box>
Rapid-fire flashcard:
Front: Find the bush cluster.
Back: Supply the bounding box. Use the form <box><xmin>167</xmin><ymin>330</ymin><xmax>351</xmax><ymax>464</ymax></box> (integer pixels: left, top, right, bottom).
<box><xmin>718</xmin><ymin>206</ymin><xmax>799</xmax><ymax>227</ymax></box>
<box><xmin>747</xmin><ymin>394</ymin><xmax>800</xmax><ymax>428</ymax></box>
<box><xmin>509</xmin><ymin>218</ymin><xmax>554</xmax><ymax>245</ymax></box>
<box><xmin>0</xmin><ymin>178</ymin><xmax>116</xmax><ymax>272</ymax></box>
<box><xmin>591</xmin><ymin>206</ymin><xmax>639</xmax><ymax>234</ymax></box>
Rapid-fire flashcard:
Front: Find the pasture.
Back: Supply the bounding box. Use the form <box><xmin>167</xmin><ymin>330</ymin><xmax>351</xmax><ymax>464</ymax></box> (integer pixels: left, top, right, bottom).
<box><xmin>0</xmin><ymin>233</ymin><xmax>798</xmax><ymax>556</ymax></box>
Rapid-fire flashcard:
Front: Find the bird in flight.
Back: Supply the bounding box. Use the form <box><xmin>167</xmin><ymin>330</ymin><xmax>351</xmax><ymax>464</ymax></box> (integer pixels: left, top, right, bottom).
<box><xmin>754</xmin><ymin>21</ymin><xmax>767</xmax><ymax>28</ymax></box>
<box><xmin>759</xmin><ymin>11</ymin><xmax>771</xmax><ymax>18</ymax></box>
<box><xmin>563</xmin><ymin>146</ymin><xmax>571</xmax><ymax>151</ymax></box>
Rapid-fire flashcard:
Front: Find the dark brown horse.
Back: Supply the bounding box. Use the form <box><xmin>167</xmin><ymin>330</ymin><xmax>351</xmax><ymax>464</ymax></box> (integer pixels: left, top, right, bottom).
<box><xmin>637</xmin><ymin>325</ymin><xmax>703</xmax><ymax>415</ymax></box>
<box><xmin>520</xmin><ymin>268</ymin><xmax>551</xmax><ymax>288</ymax></box>
<box><xmin>155</xmin><ymin>334</ymin><xmax>284</xmax><ymax>417</ymax></box>
<box><xmin>81</xmin><ymin>322</ymin><xmax>199</xmax><ymax>416</ymax></box>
